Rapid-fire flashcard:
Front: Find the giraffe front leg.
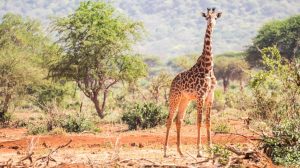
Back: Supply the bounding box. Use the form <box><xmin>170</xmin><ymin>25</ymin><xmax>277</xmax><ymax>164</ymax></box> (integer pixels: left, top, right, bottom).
<box><xmin>196</xmin><ymin>98</ymin><xmax>205</xmax><ymax>157</ymax></box>
<box><xmin>176</xmin><ymin>97</ymin><xmax>189</xmax><ymax>157</ymax></box>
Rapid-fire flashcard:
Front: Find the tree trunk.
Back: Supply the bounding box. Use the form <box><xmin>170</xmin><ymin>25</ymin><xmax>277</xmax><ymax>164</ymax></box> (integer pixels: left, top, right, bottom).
<box><xmin>91</xmin><ymin>94</ymin><xmax>104</xmax><ymax>119</ymax></box>
<box><xmin>91</xmin><ymin>89</ymin><xmax>108</xmax><ymax>119</ymax></box>
<box><xmin>0</xmin><ymin>94</ymin><xmax>11</xmax><ymax>120</ymax></box>
<box><xmin>239</xmin><ymin>80</ymin><xmax>244</xmax><ymax>92</ymax></box>
<box><xmin>223</xmin><ymin>78</ymin><xmax>229</xmax><ymax>93</ymax></box>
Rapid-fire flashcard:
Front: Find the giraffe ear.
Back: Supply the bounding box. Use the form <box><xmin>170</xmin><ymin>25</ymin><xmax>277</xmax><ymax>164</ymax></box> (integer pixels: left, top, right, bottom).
<box><xmin>217</xmin><ymin>12</ymin><xmax>222</xmax><ymax>18</ymax></box>
<box><xmin>202</xmin><ymin>12</ymin><xmax>207</xmax><ymax>18</ymax></box>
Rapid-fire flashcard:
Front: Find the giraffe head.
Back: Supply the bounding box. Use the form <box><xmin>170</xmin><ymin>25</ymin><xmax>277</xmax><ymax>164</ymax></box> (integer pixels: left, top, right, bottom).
<box><xmin>202</xmin><ymin>8</ymin><xmax>222</xmax><ymax>27</ymax></box>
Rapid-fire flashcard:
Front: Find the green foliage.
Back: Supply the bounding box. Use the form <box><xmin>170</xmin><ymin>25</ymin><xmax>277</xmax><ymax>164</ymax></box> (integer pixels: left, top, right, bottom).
<box><xmin>183</xmin><ymin>102</ymin><xmax>197</xmax><ymax>125</ymax></box>
<box><xmin>26</xmin><ymin>82</ymin><xmax>73</xmax><ymax>110</ymax></box>
<box><xmin>27</xmin><ymin>120</ymin><xmax>48</xmax><ymax>135</ymax></box>
<box><xmin>0</xmin><ymin>13</ymin><xmax>54</xmax><ymax>120</ymax></box>
<box><xmin>49</xmin><ymin>127</ymin><xmax>67</xmax><ymax>135</ymax></box>
<box><xmin>214</xmin><ymin>55</ymin><xmax>250</xmax><ymax>92</ymax></box>
<box><xmin>168</xmin><ymin>54</ymin><xmax>197</xmax><ymax>72</ymax></box>
<box><xmin>262</xmin><ymin>119</ymin><xmax>300</xmax><ymax>166</ymax></box>
<box><xmin>49</xmin><ymin>1</ymin><xmax>147</xmax><ymax>118</ymax></box>
<box><xmin>0</xmin><ymin>112</ymin><xmax>12</xmax><ymax>126</ymax></box>
<box><xmin>149</xmin><ymin>71</ymin><xmax>173</xmax><ymax>103</ymax></box>
<box><xmin>213</xmin><ymin>89</ymin><xmax>225</xmax><ymax>111</ymax></box>
<box><xmin>61</xmin><ymin>112</ymin><xmax>99</xmax><ymax>133</ymax></box>
<box><xmin>213</xmin><ymin>123</ymin><xmax>231</xmax><ymax>133</ymax></box>
<box><xmin>246</xmin><ymin>15</ymin><xmax>300</xmax><ymax>66</ymax></box>
<box><xmin>121</xmin><ymin>103</ymin><xmax>168</xmax><ymax>130</ymax></box>
<box><xmin>26</xmin><ymin>108</ymin><xmax>100</xmax><ymax>134</ymax></box>
<box><xmin>250</xmin><ymin>47</ymin><xmax>300</xmax><ymax>166</ymax></box>
<box><xmin>210</xmin><ymin>145</ymin><xmax>231</xmax><ymax>165</ymax></box>
<box><xmin>250</xmin><ymin>47</ymin><xmax>300</xmax><ymax>123</ymax></box>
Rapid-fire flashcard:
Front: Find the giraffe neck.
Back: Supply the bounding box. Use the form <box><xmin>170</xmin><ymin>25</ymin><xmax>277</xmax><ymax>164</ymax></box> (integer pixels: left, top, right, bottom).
<box><xmin>202</xmin><ymin>23</ymin><xmax>213</xmax><ymax>56</ymax></box>
<box><xmin>196</xmin><ymin>23</ymin><xmax>214</xmax><ymax>71</ymax></box>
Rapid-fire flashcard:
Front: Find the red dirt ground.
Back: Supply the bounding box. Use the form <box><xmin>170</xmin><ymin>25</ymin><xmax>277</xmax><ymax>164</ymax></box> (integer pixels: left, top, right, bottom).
<box><xmin>0</xmin><ymin>121</ymin><xmax>256</xmax><ymax>154</ymax></box>
<box><xmin>0</xmin><ymin>121</ymin><xmax>276</xmax><ymax>167</ymax></box>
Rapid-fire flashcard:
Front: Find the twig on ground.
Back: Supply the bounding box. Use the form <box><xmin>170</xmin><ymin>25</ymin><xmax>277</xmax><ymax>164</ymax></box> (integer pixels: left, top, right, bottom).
<box><xmin>35</xmin><ymin>139</ymin><xmax>72</xmax><ymax>166</ymax></box>
<box><xmin>186</xmin><ymin>152</ymin><xmax>197</xmax><ymax>162</ymax></box>
<box><xmin>225</xmin><ymin>145</ymin><xmax>247</xmax><ymax>156</ymax></box>
<box><xmin>18</xmin><ymin>136</ymin><xmax>40</xmax><ymax>165</ymax></box>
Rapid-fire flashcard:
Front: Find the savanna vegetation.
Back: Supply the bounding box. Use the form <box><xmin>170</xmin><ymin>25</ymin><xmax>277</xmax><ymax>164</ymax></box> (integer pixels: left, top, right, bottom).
<box><xmin>0</xmin><ymin>1</ymin><xmax>299</xmax><ymax>167</ymax></box>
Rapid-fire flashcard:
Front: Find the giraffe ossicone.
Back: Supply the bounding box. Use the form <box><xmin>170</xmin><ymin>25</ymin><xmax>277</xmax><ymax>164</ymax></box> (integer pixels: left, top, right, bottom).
<box><xmin>164</xmin><ymin>8</ymin><xmax>222</xmax><ymax>158</ymax></box>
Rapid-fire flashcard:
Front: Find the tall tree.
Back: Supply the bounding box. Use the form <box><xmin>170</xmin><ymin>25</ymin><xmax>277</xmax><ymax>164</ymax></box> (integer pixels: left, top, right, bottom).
<box><xmin>49</xmin><ymin>1</ymin><xmax>147</xmax><ymax>118</ymax></box>
<box><xmin>214</xmin><ymin>55</ymin><xmax>250</xmax><ymax>92</ymax></box>
<box><xmin>246</xmin><ymin>15</ymin><xmax>300</xmax><ymax>67</ymax></box>
<box><xmin>0</xmin><ymin>13</ymin><xmax>55</xmax><ymax>120</ymax></box>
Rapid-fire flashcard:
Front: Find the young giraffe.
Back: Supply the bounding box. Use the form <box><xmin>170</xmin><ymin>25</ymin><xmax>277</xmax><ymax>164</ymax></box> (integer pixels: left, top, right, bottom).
<box><xmin>164</xmin><ymin>8</ymin><xmax>222</xmax><ymax>157</ymax></box>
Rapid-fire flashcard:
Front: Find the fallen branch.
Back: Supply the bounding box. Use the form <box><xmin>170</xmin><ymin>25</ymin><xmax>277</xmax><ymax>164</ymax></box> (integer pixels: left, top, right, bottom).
<box><xmin>35</xmin><ymin>139</ymin><xmax>72</xmax><ymax>166</ymax></box>
<box><xmin>18</xmin><ymin>137</ymin><xmax>40</xmax><ymax>165</ymax></box>
<box><xmin>225</xmin><ymin>145</ymin><xmax>247</xmax><ymax>156</ymax></box>
<box><xmin>186</xmin><ymin>152</ymin><xmax>197</xmax><ymax>162</ymax></box>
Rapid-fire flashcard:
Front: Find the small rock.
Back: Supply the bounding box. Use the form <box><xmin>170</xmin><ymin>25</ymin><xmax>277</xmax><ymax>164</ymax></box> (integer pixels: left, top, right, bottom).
<box><xmin>138</xmin><ymin>143</ymin><xmax>144</xmax><ymax>148</ymax></box>
<box><xmin>9</xmin><ymin>146</ymin><xmax>19</xmax><ymax>150</ymax></box>
<box><xmin>42</xmin><ymin>142</ymin><xmax>48</xmax><ymax>148</ymax></box>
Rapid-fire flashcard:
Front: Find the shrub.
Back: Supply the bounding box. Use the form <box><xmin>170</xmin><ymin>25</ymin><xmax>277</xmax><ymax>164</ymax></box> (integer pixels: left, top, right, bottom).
<box><xmin>250</xmin><ymin>47</ymin><xmax>300</xmax><ymax>123</ymax></box>
<box><xmin>121</xmin><ymin>102</ymin><xmax>168</xmax><ymax>130</ymax></box>
<box><xmin>262</xmin><ymin>119</ymin><xmax>300</xmax><ymax>166</ymax></box>
<box><xmin>213</xmin><ymin>89</ymin><xmax>225</xmax><ymax>111</ymax></box>
<box><xmin>213</xmin><ymin>122</ymin><xmax>231</xmax><ymax>133</ymax></box>
<box><xmin>27</xmin><ymin>121</ymin><xmax>48</xmax><ymax>135</ymax></box>
<box><xmin>49</xmin><ymin>127</ymin><xmax>66</xmax><ymax>135</ymax></box>
<box><xmin>184</xmin><ymin>102</ymin><xmax>196</xmax><ymax>125</ymax></box>
<box><xmin>210</xmin><ymin>145</ymin><xmax>231</xmax><ymax>165</ymax></box>
<box><xmin>61</xmin><ymin>112</ymin><xmax>98</xmax><ymax>133</ymax></box>
<box><xmin>224</xmin><ymin>89</ymin><xmax>252</xmax><ymax>111</ymax></box>
<box><xmin>250</xmin><ymin>47</ymin><xmax>300</xmax><ymax>166</ymax></box>
<box><xmin>0</xmin><ymin>112</ymin><xmax>12</xmax><ymax>127</ymax></box>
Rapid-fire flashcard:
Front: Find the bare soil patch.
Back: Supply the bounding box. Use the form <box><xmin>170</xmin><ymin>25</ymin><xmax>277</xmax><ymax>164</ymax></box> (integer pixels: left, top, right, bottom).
<box><xmin>0</xmin><ymin>121</ymin><xmax>276</xmax><ymax>167</ymax></box>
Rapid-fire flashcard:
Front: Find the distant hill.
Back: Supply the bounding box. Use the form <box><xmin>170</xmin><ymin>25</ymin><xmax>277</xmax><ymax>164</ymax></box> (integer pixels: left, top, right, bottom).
<box><xmin>0</xmin><ymin>0</ymin><xmax>299</xmax><ymax>59</ymax></box>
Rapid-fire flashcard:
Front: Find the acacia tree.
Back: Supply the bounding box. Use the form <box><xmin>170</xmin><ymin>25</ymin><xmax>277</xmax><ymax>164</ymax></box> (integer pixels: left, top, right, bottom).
<box><xmin>149</xmin><ymin>71</ymin><xmax>173</xmax><ymax>104</ymax></box>
<box><xmin>214</xmin><ymin>56</ymin><xmax>249</xmax><ymax>92</ymax></box>
<box><xmin>0</xmin><ymin>13</ymin><xmax>55</xmax><ymax>120</ymax></box>
<box><xmin>49</xmin><ymin>1</ymin><xmax>147</xmax><ymax>118</ymax></box>
<box><xmin>246</xmin><ymin>15</ymin><xmax>300</xmax><ymax>66</ymax></box>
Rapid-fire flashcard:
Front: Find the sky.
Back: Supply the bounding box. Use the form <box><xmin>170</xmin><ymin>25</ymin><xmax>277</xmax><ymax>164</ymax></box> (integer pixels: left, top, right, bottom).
<box><xmin>0</xmin><ymin>0</ymin><xmax>299</xmax><ymax>59</ymax></box>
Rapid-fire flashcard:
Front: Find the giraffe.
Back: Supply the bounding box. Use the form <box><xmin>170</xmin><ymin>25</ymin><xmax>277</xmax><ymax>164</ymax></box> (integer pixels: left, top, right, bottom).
<box><xmin>164</xmin><ymin>8</ymin><xmax>222</xmax><ymax>157</ymax></box>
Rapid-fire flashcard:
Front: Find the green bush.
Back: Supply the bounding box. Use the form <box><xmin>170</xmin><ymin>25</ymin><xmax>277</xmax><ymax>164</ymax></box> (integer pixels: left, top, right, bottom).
<box><xmin>0</xmin><ymin>112</ymin><xmax>12</xmax><ymax>127</ymax></box>
<box><xmin>250</xmin><ymin>47</ymin><xmax>300</xmax><ymax>123</ymax></box>
<box><xmin>121</xmin><ymin>102</ymin><xmax>168</xmax><ymax>130</ymax></box>
<box><xmin>210</xmin><ymin>145</ymin><xmax>231</xmax><ymax>165</ymax></box>
<box><xmin>262</xmin><ymin>119</ymin><xmax>300</xmax><ymax>166</ymax></box>
<box><xmin>213</xmin><ymin>122</ymin><xmax>231</xmax><ymax>133</ymax></box>
<box><xmin>61</xmin><ymin>112</ymin><xmax>98</xmax><ymax>133</ymax></box>
<box><xmin>250</xmin><ymin>47</ymin><xmax>300</xmax><ymax>166</ymax></box>
<box><xmin>224</xmin><ymin>90</ymin><xmax>252</xmax><ymax>111</ymax></box>
<box><xmin>27</xmin><ymin>121</ymin><xmax>48</xmax><ymax>135</ymax></box>
<box><xmin>184</xmin><ymin>102</ymin><xmax>196</xmax><ymax>125</ymax></box>
<box><xmin>213</xmin><ymin>89</ymin><xmax>225</xmax><ymax>111</ymax></box>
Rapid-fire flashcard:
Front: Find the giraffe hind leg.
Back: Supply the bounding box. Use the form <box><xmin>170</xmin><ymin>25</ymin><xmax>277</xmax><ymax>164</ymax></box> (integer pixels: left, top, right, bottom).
<box><xmin>205</xmin><ymin>90</ymin><xmax>214</xmax><ymax>148</ymax></box>
<box><xmin>176</xmin><ymin>97</ymin><xmax>189</xmax><ymax>157</ymax></box>
<box><xmin>196</xmin><ymin>98</ymin><xmax>205</xmax><ymax>157</ymax></box>
<box><xmin>164</xmin><ymin>92</ymin><xmax>181</xmax><ymax>157</ymax></box>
